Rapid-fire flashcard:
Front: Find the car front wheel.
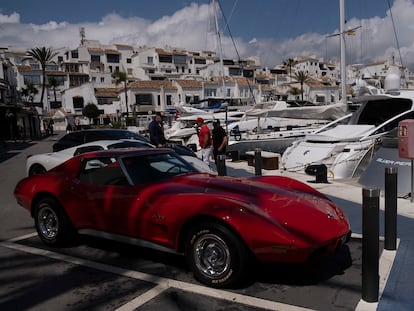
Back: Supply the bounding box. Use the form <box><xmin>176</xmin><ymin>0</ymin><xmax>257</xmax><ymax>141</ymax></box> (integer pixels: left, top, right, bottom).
<box><xmin>185</xmin><ymin>222</ymin><xmax>250</xmax><ymax>288</ymax></box>
<box><xmin>34</xmin><ymin>197</ymin><xmax>76</xmax><ymax>246</ymax></box>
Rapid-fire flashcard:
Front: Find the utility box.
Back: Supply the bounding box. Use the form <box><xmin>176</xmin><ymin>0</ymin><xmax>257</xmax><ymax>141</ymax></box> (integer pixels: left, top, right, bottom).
<box><xmin>398</xmin><ymin>119</ymin><xmax>414</xmax><ymax>158</ymax></box>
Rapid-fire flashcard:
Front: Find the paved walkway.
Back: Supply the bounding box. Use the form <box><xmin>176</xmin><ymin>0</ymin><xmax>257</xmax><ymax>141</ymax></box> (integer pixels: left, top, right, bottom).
<box><xmin>224</xmin><ymin>160</ymin><xmax>414</xmax><ymax>311</ymax></box>
<box><xmin>2</xmin><ymin>140</ymin><xmax>413</xmax><ymax>310</ymax></box>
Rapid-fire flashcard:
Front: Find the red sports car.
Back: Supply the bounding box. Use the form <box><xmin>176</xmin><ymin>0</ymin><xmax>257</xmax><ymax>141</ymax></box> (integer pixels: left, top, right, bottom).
<box><xmin>14</xmin><ymin>148</ymin><xmax>350</xmax><ymax>288</ymax></box>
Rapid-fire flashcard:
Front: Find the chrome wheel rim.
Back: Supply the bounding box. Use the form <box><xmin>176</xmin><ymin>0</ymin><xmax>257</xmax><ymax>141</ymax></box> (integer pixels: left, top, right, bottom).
<box><xmin>193</xmin><ymin>234</ymin><xmax>230</xmax><ymax>278</ymax></box>
<box><xmin>37</xmin><ymin>205</ymin><xmax>59</xmax><ymax>240</ymax></box>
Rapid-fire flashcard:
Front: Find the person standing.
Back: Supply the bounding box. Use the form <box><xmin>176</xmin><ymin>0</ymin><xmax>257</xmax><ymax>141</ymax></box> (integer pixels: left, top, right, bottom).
<box><xmin>212</xmin><ymin>119</ymin><xmax>228</xmax><ymax>164</ymax></box>
<box><xmin>196</xmin><ymin>117</ymin><xmax>212</xmax><ymax>166</ymax></box>
<box><xmin>148</xmin><ymin>112</ymin><xmax>167</xmax><ymax>147</ymax></box>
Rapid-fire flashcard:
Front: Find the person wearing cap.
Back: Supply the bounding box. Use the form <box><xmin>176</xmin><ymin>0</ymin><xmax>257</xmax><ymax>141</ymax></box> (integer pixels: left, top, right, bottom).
<box><xmin>196</xmin><ymin>117</ymin><xmax>212</xmax><ymax>165</ymax></box>
<box><xmin>148</xmin><ymin>112</ymin><xmax>167</xmax><ymax>147</ymax></box>
<box><xmin>212</xmin><ymin>119</ymin><xmax>228</xmax><ymax>165</ymax></box>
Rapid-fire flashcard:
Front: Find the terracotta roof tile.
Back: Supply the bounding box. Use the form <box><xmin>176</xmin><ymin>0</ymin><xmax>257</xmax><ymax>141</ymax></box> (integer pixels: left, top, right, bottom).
<box><xmin>87</xmin><ymin>48</ymin><xmax>104</xmax><ymax>53</ymax></box>
<box><xmin>105</xmin><ymin>49</ymin><xmax>120</xmax><ymax>54</ymax></box>
<box><xmin>128</xmin><ymin>80</ymin><xmax>176</xmax><ymax>90</ymax></box>
<box><xmin>175</xmin><ymin>80</ymin><xmax>202</xmax><ymax>88</ymax></box>
<box><xmin>235</xmin><ymin>77</ymin><xmax>255</xmax><ymax>86</ymax></box>
<box><xmin>16</xmin><ymin>65</ymin><xmax>33</xmax><ymax>72</ymax></box>
<box><xmin>95</xmin><ymin>87</ymin><xmax>121</xmax><ymax>97</ymax></box>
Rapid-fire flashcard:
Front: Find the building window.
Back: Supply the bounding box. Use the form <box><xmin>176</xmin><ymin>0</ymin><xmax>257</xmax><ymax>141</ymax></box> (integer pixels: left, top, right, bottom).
<box><xmin>147</xmin><ymin>56</ymin><xmax>153</xmax><ymax>64</ymax></box>
<box><xmin>195</xmin><ymin>58</ymin><xmax>206</xmax><ymax>65</ymax></box>
<box><xmin>50</xmin><ymin>101</ymin><xmax>62</xmax><ymax>109</ymax></box>
<box><xmin>135</xmin><ymin>94</ymin><xmax>152</xmax><ymax>105</ymax></box>
<box><xmin>97</xmin><ymin>97</ymin><xmax>114</xmax><ymax>105</ymax></box>
<box><xmin>159</xmin><ymin>54</ymin><xmax>172</xmax><ymax>63</ymax></box>
<box><xmin>100</xmin><ymin>77</ymin><xmax>105</xmax><ymax>83</ymax></box>
<box><xmin>73</xmin><ymin>97</ymin><xmax>84</xmax><ymax>109</ymax></box>
<box><xmin>127</xmin><ymin>68</ymin><xmax>133</xmax><ymax>75</ymax></box>
<box><xmin>91</xmin><ymin>55</ymin><xmax>101</xmax><ymax>62</ymax></box>
<box><xmin>230</xmin><ymin>68</ymin><xmax>242</xmax><ymax>76</ymax></box>
<box><xmin>106</xmin><ymin>54</ymin><xmax>120</xmax><ymax>63</ymax></box>
<box><xmin>205</xmin><ymin>89</ymin><xmax>216</xmax><ymax>97</ymax></box>
<box><xmin>127</xmin><ymin>58</ymin><xmax>132</xmax><ymax>64</ymax></box>
<box><xmin>166</xmin><ymin>95</ymin><xmax>172</xmax><ymax>106</ymax></box>
<box><xmin>48</xmin><ymin>75</ymin><xmax>64</xmax><ymax>85</ymax></box>
<box><xmin>24</xmin><ymin>75</ymin><xmax>41</xmax><ymax>85</ymax></box>
<box><xmin>92</xmin><ymin>77</ymin><xmax>96</xmax><ymax>82</ymax></box>
<box><xmin>71</xmin><ymin>50</ymin><xmax>79</xmax><ymax>58</ymax></box>
<box><xmin>46</xmin><ymin>64</ymin><xmax>59</xmax><ymax>71</ymax></box>
<box><xmin>58</xmin><ymin>56</ymin><xmax>63</xmax><ymax>62</ymax></box>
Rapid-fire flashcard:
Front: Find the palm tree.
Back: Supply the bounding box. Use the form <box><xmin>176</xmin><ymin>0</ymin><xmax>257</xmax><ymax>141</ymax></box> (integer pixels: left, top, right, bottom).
<box><xmin>21</xmin><ymin>82</ymin><xmax>39</xmax><ymax>103</ymax></box>
<box><xmin>293</xmin><ymin>71</ymin><xmax>310</xmax><ymax>102</ymax></box>
<box><xmin>112</xmin><ymin>71</ymin><xmax>129</xmax><ymax>118</ymax></box>
<box><xmin>283</xmin><ymin>58</ymin><xmax>297</xmax><ymax>81</ymax></box>
<box><xmin>48</xmin><ymin>76</ymin><xmax>60</xmax><ymax>107</ymax></box>
<box><xmin>27</xmin><ymin>47</ymin><xmax>58</xmax><ymax>109</ymax></box>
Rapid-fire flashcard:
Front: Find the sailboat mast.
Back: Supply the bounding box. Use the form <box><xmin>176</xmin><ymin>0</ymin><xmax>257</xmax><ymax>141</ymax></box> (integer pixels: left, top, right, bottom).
<box><xmin>340</xmin><ymin>0</ymin><xmax>347</xmax><ymax>105</ymax></box>
<box><xmin>213</xmin><ymin>0</ymin><xmax>226</xmax><ymax>99</ymax></box>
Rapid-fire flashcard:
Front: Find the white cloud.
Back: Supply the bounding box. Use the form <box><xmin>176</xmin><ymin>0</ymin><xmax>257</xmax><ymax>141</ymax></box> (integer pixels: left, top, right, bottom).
<box><xmin>0</xmin><ymin>11</ymin><xmax>20</xmax><ymax>23</ymax></box>
<box><xmin>1</xmin><ymin>0</ymin><xmax>414</xmax><ymax>70</ymax></box>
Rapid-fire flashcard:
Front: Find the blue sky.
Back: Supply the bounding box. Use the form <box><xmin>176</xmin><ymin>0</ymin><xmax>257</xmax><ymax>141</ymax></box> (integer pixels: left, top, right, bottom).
<box><xmin>0</xmin><ymin>0</ymin><xmax>389</xmax><ymax>39</ymax></box>
<box><xmin>1</xmin><ymin>0</ymin><xmax>413</xmax><ymax>69</ymax></box>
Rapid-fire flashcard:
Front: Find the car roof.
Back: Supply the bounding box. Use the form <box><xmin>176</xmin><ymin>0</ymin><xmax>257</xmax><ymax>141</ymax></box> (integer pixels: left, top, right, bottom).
<box><xmin>78</xmin><ymin>147</ymin><xmax>172</xmax><ymax>159</ymax></box>
<box><xmin>60</xmin><ymin>128</ymin><xmax>148</xmax><ymax>139</ymax></box>
<box><xmin>58</xmin><ymin>139</ymin><xmax>151</xmax><ymax>153</ymax></box>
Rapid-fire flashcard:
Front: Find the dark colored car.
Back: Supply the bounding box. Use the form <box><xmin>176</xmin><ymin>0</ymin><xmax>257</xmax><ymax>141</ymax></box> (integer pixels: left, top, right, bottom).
<box><xmin>52</xmin><ymin>129</ymin><xmax>150</xmax><ymax>152</ymax></box>
<box><xmin>52</xmin><ymin>129</ymin><xmax>196</xmax><ymax>157</ymax></box>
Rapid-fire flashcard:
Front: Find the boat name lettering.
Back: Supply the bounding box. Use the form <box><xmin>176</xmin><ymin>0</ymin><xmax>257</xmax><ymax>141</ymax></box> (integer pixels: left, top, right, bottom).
<box><xmin>376</xmin><ymin>158</ymin><xmax>411</xmax><ymax>167</ymax></box>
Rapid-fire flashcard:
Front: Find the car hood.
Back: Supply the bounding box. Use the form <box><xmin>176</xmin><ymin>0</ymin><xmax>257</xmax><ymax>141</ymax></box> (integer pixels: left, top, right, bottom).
<box><xmin>175</xmin><ymin>174</ymin><xmax>349</xmax><ymax>241</ymax></box>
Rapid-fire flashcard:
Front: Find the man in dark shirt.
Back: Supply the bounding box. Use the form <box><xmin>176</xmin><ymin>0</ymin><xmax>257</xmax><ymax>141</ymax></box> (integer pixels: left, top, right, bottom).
<box><xmin>212</xmin><ymin>119</ymin><xmax>228</xmax><ymax>164</ymax></box>
<box><xmin>148</xmin><ymin>112</ymin><xmax>166</xmax><ymax>147</ymax></box>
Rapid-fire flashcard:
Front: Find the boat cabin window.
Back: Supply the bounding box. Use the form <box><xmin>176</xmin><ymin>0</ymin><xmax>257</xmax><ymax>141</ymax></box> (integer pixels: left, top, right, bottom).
<box><xmin>351</xmin><ymin>98</ymin><xmax>412</xmax><ymax>126</ymax></box>
<box><xmin>372</xmin><ymin>110</ymin><xmax>414</xmax><ymax>136</ymax></box>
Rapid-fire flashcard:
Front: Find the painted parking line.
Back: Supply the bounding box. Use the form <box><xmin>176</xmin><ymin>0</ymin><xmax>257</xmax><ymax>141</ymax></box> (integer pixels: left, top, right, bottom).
<box><xmin>115</xmin><ymin>283</ymin><xmax>169</xmax><ymax>311</ymax></box>
<box><xmin>1</xmin><ymin>233</ymin><xmax>314</xmax><ymax>311</ymax></box>
<box><xmin>2</xmin><ymin>232</ymin><xmax>398</xmax><ymax>311</ymax></box>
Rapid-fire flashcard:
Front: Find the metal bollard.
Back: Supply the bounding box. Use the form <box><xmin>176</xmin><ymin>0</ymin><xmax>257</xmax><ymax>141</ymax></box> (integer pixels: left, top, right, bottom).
<box><xmin>362</xmin><ymin>188</ymin><xmax>380</xmax><ymax>303</ymax></box>
<box><xmin>385</xmin><ymin>167</ymin><xmax>397</xmax><ymax>250</ymax></box>
<box><xmin>254</xmin><ymin>148</ymin><xmax>262</xmax><ymax>176</ymax></box>
<box><xmin>217</xmin><ymin>154</ymin><xmax>227</xmax><ymax>176</ymax></box>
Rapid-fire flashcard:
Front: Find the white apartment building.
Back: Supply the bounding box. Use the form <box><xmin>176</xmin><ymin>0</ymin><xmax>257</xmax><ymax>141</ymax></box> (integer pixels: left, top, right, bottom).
<box><xmin>293</xmin><ymin>56</ymin><xmax>338</xmax><ymax>80</ymax></box>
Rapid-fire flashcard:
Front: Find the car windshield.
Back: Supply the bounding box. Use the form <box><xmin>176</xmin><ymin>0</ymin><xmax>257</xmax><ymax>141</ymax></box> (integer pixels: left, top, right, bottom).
<box><xmin>121</xmin><ymin>152</ymin><xmax>197</xmax><ymax>184</ymax></box>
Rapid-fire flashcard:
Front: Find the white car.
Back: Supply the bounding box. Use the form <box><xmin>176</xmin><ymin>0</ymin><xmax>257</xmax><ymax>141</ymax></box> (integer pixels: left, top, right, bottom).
<box><xmin>26</xmin><ymin>139</ymin><xmax>217</xmax><ymax>176</ymax></box>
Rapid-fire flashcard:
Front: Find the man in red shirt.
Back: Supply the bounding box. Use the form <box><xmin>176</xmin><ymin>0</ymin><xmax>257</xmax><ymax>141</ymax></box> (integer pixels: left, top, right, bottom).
<box><xmin>196</xmin><ymin>117</ymin><xmax>212</xmax><ymax>166</ymax></box>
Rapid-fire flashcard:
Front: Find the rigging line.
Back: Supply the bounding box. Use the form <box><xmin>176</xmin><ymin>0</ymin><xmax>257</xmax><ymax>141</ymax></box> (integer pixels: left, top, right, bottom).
<box><xmin>221</xmin><ymin>0</ymin><xmax>238</xmax><ymax>36</ymax></box>
<box><xmin>387</xmin><ymin>0</ymin><xmax>404</xmax><ymax>68</ymax></box>
<box><xmin>216</xmin><ymin>0</ymin><xmax>257</xmax><ymax>105</ymax></box>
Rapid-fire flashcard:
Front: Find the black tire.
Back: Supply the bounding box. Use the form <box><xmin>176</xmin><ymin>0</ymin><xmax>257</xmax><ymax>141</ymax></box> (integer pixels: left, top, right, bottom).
<box><xmin>34</xmin><ymin>197</ymin><xmax>76</xmax><ymax>246</ymax></box>
<box><xmin>185</xmin><ymin>222</ymin><xmax>250</xmax><ymax>288</ymax></box>
<box><xmin>29</xmin><ymin>164</ymin><xmax>47</xmax><ymax>176</ymax></box>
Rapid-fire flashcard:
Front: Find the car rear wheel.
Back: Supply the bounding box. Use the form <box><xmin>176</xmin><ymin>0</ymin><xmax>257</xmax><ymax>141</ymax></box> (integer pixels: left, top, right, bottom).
<box><xmin>34</xmin><ymin>197</ymin><xmax>76</xmax><ymax>246</ymax></box>
<box><xmin>29</xmin><ymin>164</ymin><xmax>46</xmax><ymax>176</ymax></box>
<box><xmin>185</xmin><ymin>222</ymin><xmax>250</xmax><ymax>288</ymax></box>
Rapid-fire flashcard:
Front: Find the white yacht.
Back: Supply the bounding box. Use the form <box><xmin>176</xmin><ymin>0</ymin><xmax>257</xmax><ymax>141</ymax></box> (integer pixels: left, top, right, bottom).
<box><xmin>225</xmin><ymin>99</ymin><xmax>347</xmax><ymax>156</ymax></box>
<box><xmin>281</xmin><ymin>84</ymin><xmax>414</xmax><ymax>180</ymax></box>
